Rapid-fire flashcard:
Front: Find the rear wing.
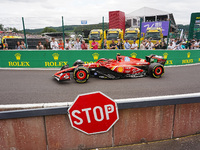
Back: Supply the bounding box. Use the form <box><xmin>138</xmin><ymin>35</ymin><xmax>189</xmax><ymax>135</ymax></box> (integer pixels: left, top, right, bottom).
<box><xmin>146</xmin><ymin>54</ymin><xmax>167</xmax><ymax>66</ymax></box>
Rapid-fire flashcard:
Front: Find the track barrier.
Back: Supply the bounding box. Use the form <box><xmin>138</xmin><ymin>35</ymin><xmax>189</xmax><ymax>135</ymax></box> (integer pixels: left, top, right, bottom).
<box><xmin>0</xmin><ymin>93</ymin><xmax>200</xmax><ymax>149</ymax></box>
<box><xmin>0</xmin><ymin>50</ymin><xmax>200</xmax><ymax>68</ymax></box>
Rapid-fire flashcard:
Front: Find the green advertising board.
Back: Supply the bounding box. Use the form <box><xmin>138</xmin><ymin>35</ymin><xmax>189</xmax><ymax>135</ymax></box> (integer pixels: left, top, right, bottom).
<box><xmin>0</xmin><ymin>50</ymin><xmax>200</xmax><ymax>68</ymax></box>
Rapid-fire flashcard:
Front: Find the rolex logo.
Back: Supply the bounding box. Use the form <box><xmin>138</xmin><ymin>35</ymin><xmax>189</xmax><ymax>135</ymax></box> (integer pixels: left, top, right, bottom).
<box><xmin>92</xmin><ymin>53</ymin><xmax>99</xmax><ymax>60</ymax></box>
<box><xmin>163</xmin><ymin>53</ymin><xmax>168</xmax><ymax>59</ymax></box>
<box><xmin>52</xmin><ymin>53</ymin><xmax>59</xmax><ymax>61</ymax></box>
<box><xmin>130</xmin><ymin>52</ymin><xmax>137</xmax><ymax>58</ymax></box>
<box><xmin>187</xmin><ymin>52</ymin><xmax>191</xmax><ymax>58</ymax></box>
<box><xmin>15</xmin><ymin>53</ymin><xmax>21</xmax><ymax>60</ymax></box>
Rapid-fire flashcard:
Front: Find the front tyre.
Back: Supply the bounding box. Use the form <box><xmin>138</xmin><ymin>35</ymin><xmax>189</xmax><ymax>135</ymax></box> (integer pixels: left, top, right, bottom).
<box><xmin>148</xmin><ymin>63</ymin><xmax>164</xmax><ymax>78</ymax></box>
<box><xmin>73</xmin><ymin>67</ymin><xmax>90</xmax><ymax>83</ymax></box>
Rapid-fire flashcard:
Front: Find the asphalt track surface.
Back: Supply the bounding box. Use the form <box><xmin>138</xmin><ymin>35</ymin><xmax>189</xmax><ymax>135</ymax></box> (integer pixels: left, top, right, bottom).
<box><xmin>0</xmin><ymin>64</ymin><xmax>200</xmax><ymax>104</ymax></box>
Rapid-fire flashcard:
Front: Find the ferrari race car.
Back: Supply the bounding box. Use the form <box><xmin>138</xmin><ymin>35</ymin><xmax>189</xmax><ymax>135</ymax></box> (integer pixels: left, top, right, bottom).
<box><xmin>54</xmin><ymin>54</ymin><xmax>167</xmax><ymax>83</ymax></box>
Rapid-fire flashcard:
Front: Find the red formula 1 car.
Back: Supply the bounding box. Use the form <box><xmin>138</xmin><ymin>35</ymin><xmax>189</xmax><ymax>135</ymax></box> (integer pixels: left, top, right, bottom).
<box><xmin>54</xmin><ymin>54</ymin><xmax>167</xmax><ymax>83</ymax></box>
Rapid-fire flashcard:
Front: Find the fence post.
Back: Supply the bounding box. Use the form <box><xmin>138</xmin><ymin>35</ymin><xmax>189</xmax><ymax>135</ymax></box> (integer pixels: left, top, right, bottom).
<box><xmin>138</xmin><ymin>17</ymin><xmax>143</xmax><ymax>50</ymax></box>
<box><xmin>22</xmin><ymin>17</ymin><xmax>27</xmax><ymax>49</ymax></box>
<box><xmin>102</xmin><ymin>16</ymin><xmax>104</xmax><ymax>49</ymax></box>
<box><xmin>62</xmin><ymin>16</ymin><xmax>65</xmax><ymax>49</ymax></box>
<box><xmin>167</xmin><ymin>20</ymin><xmax>171</xmax><ymax>49</ymax></box>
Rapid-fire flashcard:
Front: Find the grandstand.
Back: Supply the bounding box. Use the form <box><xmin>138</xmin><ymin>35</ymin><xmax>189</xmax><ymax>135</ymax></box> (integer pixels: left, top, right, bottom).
<box><xmin>126</xmin><ymin>7</ymin><xmax>177</xmax><ymax>32</ymax></box>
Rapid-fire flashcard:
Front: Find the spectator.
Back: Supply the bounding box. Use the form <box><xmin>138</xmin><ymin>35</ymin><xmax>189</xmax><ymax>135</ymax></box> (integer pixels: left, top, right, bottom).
<box><xmin>0</xmin><ymin>42</ymin><xmax>3</xmax><ymax>50</ymax></box>
<box><xmin>58</xmin><ymin>39</ymin><xmax>64</xmax><ymax>50</ymax></box>
<box><xmin>36</xmin><ymin>41</ymin><xmax>44</xmax><ymax>50</ymax></box>
<box><xmin>186</xmin><ymin>40</ymin><xmax>191</xmax><ymax>49</ymax></box>
<box><xmin>140</xmin><ymin>41</ymin><xmax>146</xmax><ymax>50</ymax></box>
<box><xmin>154</xmin><ymin>40</ymin><xmax>161</xmax><ymax>49</ymax></box>
<box><xmin>44</xmin><ymin>39</ymin><xmax>51</xmax><ymax>49</ymax></box>
<box><xmin>101</xmin><ymin>39</ymin><xmax>107</xmax><ymax>49</ymax></box>
<box><xmin>117</xmin><ymin>39</ymin><xmax>123</xmax><ymax>49</ymax></box>
<box><xmin>50</xmin><ymin>38</ymin><xmax>58</xmax><ymax>50</ymax></box>
<box><xmin>167</xmin><ymin>42</ymin><xmax>174</xmax><ymax>50</ymax></box>
<box><xmin>194</xmin><ymin>40</ymin><xmax>199</xmax><ymax>49</ymax></box>
<box><xmin>74</xmin><ymin>38</ymin><xmax>81</xmax><ymax>50</ymax></box>
<box><xmin>20</xmin><ymin>41</ymin><xmax>26</xmax><ymax>49</ymax></box>
<box><xmin>65</xmin><ymin>39</ymin><xmax>71</xmax><ymax>50</ymax></box>
<box><xmin>174</xmin><ymin>38</ymin><xmax>179</xmax><ymax>45</ymax></box>
<box><xmin>146</xmin><ymin>40</ymin><xmax>154</xmax><ymax>50</ymax></box>
<box><xmin>81</xmin><ymin>40</ymin><xmax>88</xmax><ymax>50</ymax></box>
<box><xmin>15</xmin><ymin>41</ymin><xmax>21</xmax><ymax>50</ymax></box>
<box><xmin>110</xmin><ymin>40</ymin><xmax>117</xmax><ymax>49</ymax></box>
<box><xmin>160</xmin><ymin>42</ymin><xmax>167</xmax><ymax>49</ymax></box>
<box><xmin>190</xmin><ymin>41</ymin><xmax>195</xmax><ymax>49</ymax></box>
<box><xmin>124</xmin><ymin>39</ymin><xmax>131</xmax><ymax>50</ymax></box>
<box><xmin>91</xmin><ymin>39</ymin><xmax>99</xmax><ymax>50</ymax></box>
<box><xmin>131</xmin><ymin>40</ymin><xmax>138</xmax><ymax>50</ymax></box>
<box><xmin>175</xmin><ymin>42</ymin><xmax>183</xmax><ymax>50</ymax></box>
<box><xmin>197</xmin><ymin>40</ymin><xmax>200</xmax><ymax>48</ymax></box>
<box><xmin>182</xmin><ymin>42</ymin><xmax>186</xmax><ymax>49</ymax></box>
<box><xmin>3</xmin><ymin>43</ymin><xmax>8</xmax><ymax>50</ymax></box>
<box><xmin>171</xmin><ymin>39</ymin><xmax>176</xmax><ymax>49</ymax></box>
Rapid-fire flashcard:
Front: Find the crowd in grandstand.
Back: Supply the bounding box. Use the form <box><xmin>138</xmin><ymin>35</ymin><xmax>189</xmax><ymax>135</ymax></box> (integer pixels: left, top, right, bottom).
<box><xmin>0</xmin><ymin>32</ymin><xmax>200</xmax><ymax>50</ymax></box>
<box><xmin>0</xmin><ymin>32</ymin><xmax>43</xmax><ymax>39</ymax></box>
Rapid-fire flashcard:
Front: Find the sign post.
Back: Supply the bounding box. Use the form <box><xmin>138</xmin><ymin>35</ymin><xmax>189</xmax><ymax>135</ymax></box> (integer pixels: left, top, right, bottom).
<box><xmin>68</xmin><ymin>92</ymin><xmax>119</xmax><ymax>134</ymax></box>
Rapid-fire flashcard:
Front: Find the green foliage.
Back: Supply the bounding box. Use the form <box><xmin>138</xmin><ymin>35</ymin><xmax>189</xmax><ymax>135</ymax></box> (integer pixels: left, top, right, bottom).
<box><xmin>0</xmin><ymin>24</ymin><xmax>4</xmax><ymax>31</ymax></box>
<box><xmin>74</xmin><ymin>23</ymin><xmax>109</xmax><ymax>34</ymax></box>
<box><xmin>177</xmin><ymin>24</ymin><xmax>189</xmax><ymax>33</ymax></box>
<box><xmin>41</xmin><ymin>27</ymin><xmax>57</xmax><ymax>33</ymax></box>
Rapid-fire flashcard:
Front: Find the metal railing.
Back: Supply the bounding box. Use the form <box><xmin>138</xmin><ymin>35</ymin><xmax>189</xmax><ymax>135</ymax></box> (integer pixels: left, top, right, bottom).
<box><xmin>0</xmin><ymin>93</ymin><xmax>200</xmax><ymax>120</ymax></box>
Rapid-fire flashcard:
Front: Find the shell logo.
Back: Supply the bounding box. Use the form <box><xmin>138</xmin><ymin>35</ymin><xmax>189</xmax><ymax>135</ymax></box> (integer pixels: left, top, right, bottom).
<box><xmin>163</xmin><ymin>53</ymin><xmax>168</xmax><ymax>59</ymax></box>
<box><xmin>92</xmin><ymin>53</ymin><xmax>99</xmax><ymax>60</ymax></box>
<box><xmin>52</xmin><ymin>53</ymin><xmax>59</xmax><ymax>61</ymax></box>
<box><xmin>130</xmin><ymin>52</ymin><xmax>137</xmax><ymax>58</ymax></box>
<box><xmin>117</xmin><ymin>67</ymin><xmax>124</xmax><ymax>73</ymax></box>
<box><xmin>187</xmin><ymin>52</ymin><xmax>191</xmax><ymax>58</ymax></box>
<box><xmin>15</xmin><ymin>53</ymin><xmax>21</xmax><ymax>60</ymax></box>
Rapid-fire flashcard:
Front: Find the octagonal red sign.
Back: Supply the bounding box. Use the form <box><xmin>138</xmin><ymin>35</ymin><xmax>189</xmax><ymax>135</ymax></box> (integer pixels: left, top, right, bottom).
<box><xmin>68</xmin><ymin>91</ymin><xmax>119</xmax><ymax>134</ymax></box>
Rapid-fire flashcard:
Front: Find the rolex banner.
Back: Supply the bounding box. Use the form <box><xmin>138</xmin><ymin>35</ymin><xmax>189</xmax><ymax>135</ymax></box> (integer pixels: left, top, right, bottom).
<box><xmin>0</xmin><ymin>50</ymin><xmax>200</xmax><ymax>68</ymax></box>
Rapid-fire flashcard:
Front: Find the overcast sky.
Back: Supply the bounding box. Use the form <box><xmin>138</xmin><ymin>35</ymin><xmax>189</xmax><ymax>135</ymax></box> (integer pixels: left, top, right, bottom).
<box><xmin>0</xmin><ymin>0</ymin><xmax>199</xmax><ymax>29</ymax></box>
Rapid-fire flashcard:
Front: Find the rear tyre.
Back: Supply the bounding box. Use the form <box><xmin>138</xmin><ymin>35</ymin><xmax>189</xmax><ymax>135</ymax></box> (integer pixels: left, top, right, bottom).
<box><xmin>73</xmin><ymin>67</ymin><xmax>89</xmax><ymax>83</ymax></box>
<box><xmin>60</xmin><ymin>65</ymin><xmax>69</xmax><ymax>70</ymax></box>
<box><xmin>148</xmin><ymin>63</ymin><xmax>164</xmax><ymax>78</ymax></box>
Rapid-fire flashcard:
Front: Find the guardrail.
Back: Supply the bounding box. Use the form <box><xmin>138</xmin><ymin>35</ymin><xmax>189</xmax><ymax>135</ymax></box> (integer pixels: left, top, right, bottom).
<box><xmin>0</xmin><ymin>93</ymin><xmax>200</xmax><ymax>149</ymax></box>
<box><xmin>0</xmin><ymin>50</ymin><xmax>200</xmax><ymax>68</ymax></box>
<box><xmin>1</xmin><ymin>93</ymin><xmax>200</xmax><ymax>120</ymax></box>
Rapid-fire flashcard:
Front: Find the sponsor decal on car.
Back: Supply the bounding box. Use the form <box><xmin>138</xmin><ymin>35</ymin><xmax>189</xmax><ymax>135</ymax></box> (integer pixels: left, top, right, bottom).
<box><xmin>117</xmin><ymin>67</ymin><xmax>124</xmax><ymax>73</ymax></box>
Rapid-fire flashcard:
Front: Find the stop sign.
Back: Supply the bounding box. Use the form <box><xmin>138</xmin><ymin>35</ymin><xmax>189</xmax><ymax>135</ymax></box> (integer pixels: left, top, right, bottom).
<box><xmin>68</xmin><ymin>92</ymin><xmax>119</xmax><ymax>134</ymax></box>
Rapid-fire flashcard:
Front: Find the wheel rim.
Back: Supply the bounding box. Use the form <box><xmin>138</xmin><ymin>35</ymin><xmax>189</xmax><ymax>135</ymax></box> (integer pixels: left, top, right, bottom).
<box><xmin>155</xmin><ymin>67</ymin><xmax>163</xmax><ymax>76</ymax></box>
<box><xmin>76</xmin><ymin>70</ymin><xmax>86</xmax><ymax>80</ymax></box>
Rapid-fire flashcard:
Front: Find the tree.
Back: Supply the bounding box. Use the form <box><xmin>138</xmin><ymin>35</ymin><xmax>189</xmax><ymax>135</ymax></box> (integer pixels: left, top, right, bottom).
<box><xmin>41</xmin><ymin>27</ymin><xmax>57</xmax><ymax>33</ymax></box>
<box><xmin>0</xmin><ymin>24</ymin><xmax>4</xmax><ymax>31</ymax></box>
<box><xmin>12</xmin><ymin>27</ymin><xmax>19</xmax><ymax>33</ymax></box>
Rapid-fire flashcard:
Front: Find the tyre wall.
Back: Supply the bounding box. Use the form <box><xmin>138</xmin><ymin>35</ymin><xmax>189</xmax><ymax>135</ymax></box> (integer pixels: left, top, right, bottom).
<box><xmin>0</xmin><ymin>50</ymin><xmax>200</xmax><ymax>68</ymax></box>
<box><xmin>0</xmin><ymin>103</ymin><xmax>200</xmax><ymax>150</ymax></box>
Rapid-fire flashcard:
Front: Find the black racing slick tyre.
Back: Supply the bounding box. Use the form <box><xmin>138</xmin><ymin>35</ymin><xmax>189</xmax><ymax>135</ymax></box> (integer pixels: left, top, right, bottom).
<box><xmin>60</xmin><ymin>65</ymin><xmax>69</xmax><ymax>70</ymax></box>
<box><xmin>73</xmin><ymin>67</ymin><xmax>90</xmax><ymax>83</ymax></box>
<box><xmin>148</xmin><ymin>63</ymin><xmax>164</xmax><ymax>78</ymax></box>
